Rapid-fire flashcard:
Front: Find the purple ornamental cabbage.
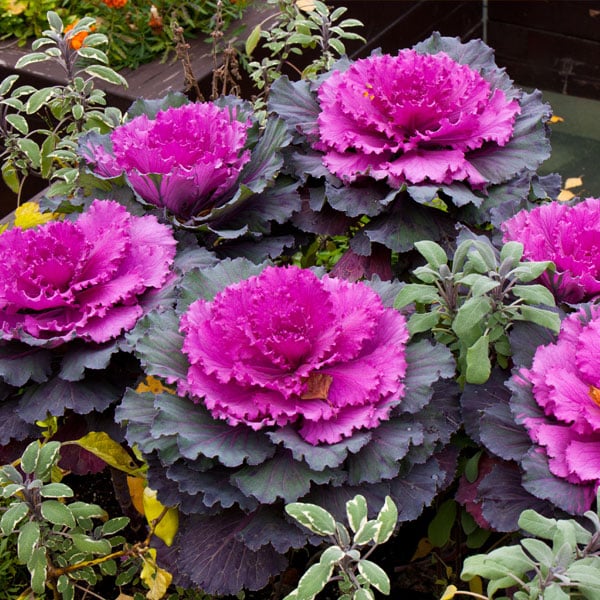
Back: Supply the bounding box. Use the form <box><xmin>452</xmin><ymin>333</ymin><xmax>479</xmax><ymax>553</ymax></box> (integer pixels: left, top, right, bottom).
<box><xmin>510</xmin><ymin>307</ymin><xmax>600</xmax><ymax>511</ymax></box>
<box><xmin>0</xmin><ymin>199</ymin><xmax>177</xmax><ymax>345</ymax></box>
<box><xmin>502</xmin><ymin>198</ymin><xmax>600</xmax><ymax>303</ymax></box>
<box><xmin>87</xmin><ymin>102</ymin><xmax>251</xmax><ymax>220</ymax></box>
<box><xmin>314</xmin><ymin>49</ymin><xmax>520</xmax><ymax>188</ymax></box>
<box><xmin>179</xmin><ymin>265</ymin><xmax>409</xmax><ymax>444</ymax></box>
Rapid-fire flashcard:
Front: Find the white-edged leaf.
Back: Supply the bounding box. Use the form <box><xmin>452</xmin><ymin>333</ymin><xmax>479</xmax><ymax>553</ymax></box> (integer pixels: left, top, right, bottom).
<box><xmin>357</xmin><ymin>559</ymin><xmax>390</xmax><ymax>594</ymax></box>
<box><xmin>286</xmin><ymin>502</ymin><xmax>336</xmax><ymax>536</ymax></box>
<box><xmin>374</xmin><ymin>496</ymin><xmax>398</xmax><ymax>544</ymax></box>
<box><xmin>1</xmin><ymin>502</ymin><xmax>29</xmax><ymax>535</ymax></box>
<box><xmin>17</xmin><ymin>520</ymin><xmax>40</xmax><ymax>564</ymax></box>
<box><xmin>346</xmin><ymin>495</ymin><xmax>368</xmax><ymax>534</ymax></box>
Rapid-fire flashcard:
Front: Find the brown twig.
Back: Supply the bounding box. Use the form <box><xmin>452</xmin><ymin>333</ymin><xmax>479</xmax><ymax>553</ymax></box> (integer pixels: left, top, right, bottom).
<box><xmin>171</xmin><ymin>18</ymin><xmax>204</xmax><ymax>101</ymax></box>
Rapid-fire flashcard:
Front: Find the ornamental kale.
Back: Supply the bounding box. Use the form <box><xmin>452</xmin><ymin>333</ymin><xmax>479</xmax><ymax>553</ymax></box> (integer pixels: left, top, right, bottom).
<box><xmin>269</xmin><ymin>32</ymin><xmax>557</xmax><ymax>279</ymax></box>
<box><xmin>116</xmin><ymin>258</ymin><xmax>460</xmax><ymax>595</ymax></box>
<box><xmin>179</xmin><ymin>265</ymin><xmax>409</xmax><ymax>445</ymax></box>
<box><xmin>314</xmin><ymin>50</ymin><xmax>520</xmax><ymax>189</ymax></box>
<box><xmin>502</xmin><ymin>198</ymin><xmax>600</xmax><ymax>303</ymax></box>
<box><xmin>79</xmin><ymin>94</ymin><xmax>301</xmax><ymax>259</ymax></box>
<box><xmin>0</xmin><ymin>199</ymin><xmax>176</xmax><ymax>345</ymax></box>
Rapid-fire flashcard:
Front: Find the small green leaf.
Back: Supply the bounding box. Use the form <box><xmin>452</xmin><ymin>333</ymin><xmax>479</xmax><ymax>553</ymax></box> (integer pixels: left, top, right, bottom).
<box><xmin>20</xmin><ymin>441</ymin><xmax>40</xmax><ymax>474</ymax></box>
<box><xmin>319</xmin><ymin>545</ymin><xmax>345</xmax><ymax>565</ymax></box>
<box><xmin>28</xmin><ymin>546</ymin><xmax>47</xmax><ymax>595</ymax></box>
<box><xmin>0</xmin><ymin>502</ymin><xmax>29</xmax><ymax>535</ymax></box>
<box><xmin>458</xmin><ymin>273</ymin><xmax>500</xmax><ymax>297</ymax></box>
<box><xmin>518</xmin><ymin>510</ymin><xmax>558</xmax><ymax>540</ymax></box>
<box><xmin>511</xmin><ymin>261</ymin><xmax>554</xmax><ymax>282</ymax></box>
<box><xmin>15</xmin><ymin>53</ymin><xmax>51</xmax><ymax>69</ymax></box>
<box><xmin>101</xmin><ymin>516</ymin><xmax>129</xmax><ymax>535</ymax></box>
<box><xmin>511</xmin><ymin>284</ymin><xmax>556</xmax><ymax>307</ymax></box>
<box><xmin>286</xmin><ymin>502</ymin><xmax>337</xmax><ymax>536</ymax></box>
<box><xmin>357</xmin><ymin>559</ymin><xmax>390</xmax><ymax>594</ymax></box>
<box><xmin>407</xmin><ymin>311</ymin><xmax>440</xmax><ymax>336</ymax></box>
<box><xmin>428</xmin><ymin>499</ymin><xmax>457</xmax><ymax>548</ymax></box>
<box><xmin>374</xmin><ymin>496</ymin><xmax>397</xmax><ymax>544</ymax></box>
<box><xmin>83</xmin><ymin>65</ymin><xmax>128</xmax><ymax>87</ymax></box>
<box><xmin>1</xmin><ymin>160</ymin><xmax>20</xmax><ymax>194</ymax></box>
<box><xmin>353</xmin><ymin>519</ymin><xmax>380</xmax><ymax>546</ymax></box>
<box><xmin>246</xmin><ymin>24</ymin><xmax>262</xmax><ymax>56</ymax></box>
<box><xmin>346</xmin><ymin>494</ymin><xmax>368</xmax><ymax>534</ymax></box>
<box><xmin>40</xmin><ymin>500</ymin><xmax>76</xmax><ymax>528</ymax></box>
<box><xmin>353</xmin><ymin>588</ymin><xmax>375</xmax><ymax>600</ymax></box>
<box><xmin>71</xmin><ymin>104</ymin><xmax>84</xmax><ymax>120</ymax></box>
<box><xmin>414</xmin><ymin>240</ymin><xmax>448</xmax><ymax>268</ymax></box>
<box><xmin>452</xmin><ymin>296</ymin><xmax>491</xmax><ymax>338</ymax></box>
<box><xmin>394</xmin><ymin>284</ymin><xmax>442</xmax><ymax>308</ymax></box>
<box><xmin>34</xmin><ymin>441</ymin><xmax>61</xmax><ymax>480</ymax></box>
<box><xmin>17</xmin><ymin>520</ymin><xmax>40</xmax><ymax>564</ymax></box>
<box><xmin>47</xmin><ymin>10</ymin><xmax>64</xmax><ymax>33</ymax></box>
<box><xmin>0</xmin><ymin>74</ymin><xmax>19</xmax><ymax>96</ymax></box>
<box><xmin>40</xmin><ymin>483</ymin><xmax>74</xmax><ymax>498</ymax></box>
<box><xmin>71</xmin><ymin>533</ymin><xmax>112</xmax><ymax>555</ymax></box>
<box><xmin>5</xmin><ymin>114</ymin><xmax>28</xmax><ymax>135</ymax></box>
<box><xmin>465</xmin><ymin>335</ymin><xmax>491</xmax><ymax>384</ymax></box>
<box><xmin>515</xmin><ymin>305</ymin><xmax>560</xmax><ymax>333</ymax></box>
<box><xmin>16</xmin><ymin>138</ymin><xmax>41</xmax><ymax>168</ymax></box>
<box><xmin>284</xmin><ymin>561</ymin><xmax>334</xmax><ymax>600</ymax></box>
<box><xmin>500</xmin><ymin>241</ymin><xmax>524</xmax><ymax>264</ymax></box>
<box><xmin>25</xmin><ymin>87</ymin><xmax>57</xmax><ymax>114</ymax></box>
<box><xmin>69</xmin><ymin>501</ymin><xmax>107</xmax><ymax>521</ymax></box>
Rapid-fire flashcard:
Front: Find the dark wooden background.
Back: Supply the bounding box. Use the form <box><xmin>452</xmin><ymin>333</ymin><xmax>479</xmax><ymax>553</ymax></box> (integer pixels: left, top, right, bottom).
<box><xmin>1</xmin><ymin>1</ymin><xmax>599</xmax><ymax>216</ymax></box>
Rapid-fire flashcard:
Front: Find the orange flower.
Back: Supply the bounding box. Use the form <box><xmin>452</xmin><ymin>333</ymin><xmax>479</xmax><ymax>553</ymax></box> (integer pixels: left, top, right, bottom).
<box><xmin>102</xmin><ymin>0</ymin><xmax>128</xmax><ymax>7</ymax></box>
<box><xmin>64</xmin><ymin>21</ymin><xmax>96</xmax><ymax>50</ymax></box>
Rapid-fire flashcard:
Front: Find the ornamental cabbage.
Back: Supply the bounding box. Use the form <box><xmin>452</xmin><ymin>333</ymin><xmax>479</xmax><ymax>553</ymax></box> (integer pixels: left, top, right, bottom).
<box><xmin>0</xmin><ymin>199</ymin><xmax>176</xmax><ymax>346</ymax></box>
<box><xmin>511</xmin><ymin>307</ymin><xmax>600</xmax><ymax>510</ymax></box>
<box><xmin>179</xmin><ymin>265</ymin><xmax>408</xmax><ymax>445</ymax></box>
<box><xmin>314</xmin><ymin>49</ymin><xmax>520</xmax><ymax>188</ymax></box>
<box><xmin>502</xmin><ymin>198</ymin><xmax>600</xmax><ymax>303</ymax></box>
<box><xmin>84</xmin><ymin>101</ymin><xmax>251</xmax><ymax>220</ymax></box>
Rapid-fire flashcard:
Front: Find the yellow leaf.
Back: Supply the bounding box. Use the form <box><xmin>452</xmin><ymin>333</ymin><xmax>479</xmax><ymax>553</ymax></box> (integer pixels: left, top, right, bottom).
<box><xmin>135</xmin><ymin>375</ymin><xmax>176</xmax><ymax>395</ymax></box>
<box><xmin>69</xmin><ymin>431</ymin><xmax>142</xmax><ymax>476</ymax></box>
<box><xmin>115</xmin><ymin>595</ymin><xmax>134</xmax><ymax>600</ymax></box>
<box><xmin>557</xmin><ymin>189</ymin><xmax>575</xmax><ymax>202</ymax></box>
<box><xmin>127</xmin><ymin>475</ymin><xmax>146</xmax><ymax>516</ymax></box>
<box><xmin>143</xmin><ymin>487</ymin><xmax>179</xmax><ymax>546</ymax></box>
<box><xmin>410</xmin><ymin>536</ymin><xmax>433</xmax><ymax>561</ymax></box>
<box><xmin>440</xmin><ymin>585</ymin><xmax>458</xmax><ymax>600</ymax></box>
<box><xmin>13</xmin><ymin>202</ymin><xmax>58</xmax><ymax>230</ymax></box>
<box><xmin>564</xmin><ymin>176</ymin><xmax>583</xmax><ymax>190</ymax></box>
<box><xmin>469</xmin><ymin>575</ymin><xmax>484</xmax><ymax>595</ymax></box>
<box><xmin>549</xmin><ymin>115</ymin><xmax>564</xmax><ymax>124</ymax></box>
<box><xmin>141</xmin><ymin>549</ymin><xmax>173</xmax><ymax>600</ymax></box>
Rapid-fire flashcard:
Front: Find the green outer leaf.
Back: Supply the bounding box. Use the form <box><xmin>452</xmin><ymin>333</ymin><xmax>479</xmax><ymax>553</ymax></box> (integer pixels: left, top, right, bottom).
<box><xmin>346</xmin><ymin>494</ymin><xmax>368</xmax><ymax>533</ymax></box>
<box><xmin>510</xmin><ymin>261</ymin><xmax>554</xmax><ymax>282</ymax></box>
<box><xmin>357</xmin><ymin>559</ymin><xmax>391</xmax><ymax>594</ymax></box>
<box><xmin>374</xmin><ymin>496</ymin><xmax>398</xmax><ymax>544</ymax></box>
<box><xmin>518</xmin><ymin>510</ymin><xmax>558</xmax><ymax>540</ymax></box>
<box><xmin>83</xmin><ymin>65</ymin><xmax>128</xmax><ymax>87</ymax></box>
<box><xmin>40</xmin><ymin>483</ymin><xmax>74</xmax><ymax>498</ymax></box>
<box><xmin>40</xmin><ymin>500</ymin><xmax>76</xmax><ymax>528</ymax></box>
<box><xmin>1</xmin><ymin>502</ymin><xmax>29</xmax><ymax>535</ymax></box>
<box><xmin>245</xmin><ymin>24</ymin><xmax>262</xmax><ymax>56</ymax></box>
<box><xmin>465</xmin><ymin>335</ymin><xmax>491</xmax><ymax>384</ymax></box>
<box><xmin>520</xmin><ymin>538</ymin><xmax>554</xmax><ymax>566</ymax></box>
<box><xmin>500</xmin><ymin>241</ymin><xmax>524</xmax><ymax>263</ymax></box>
<box><xmin>414</xmin><ymin>240</ymin><xmax>448</xmax><ymax>268</ymax></box>
<box><xmin>5</xmin><ymin>114</ymin><xmax>28</xmax><ymax>135</ymax></box>
<box><xmin>17</xmin><ymin>520</ymin><xmax>40</xmax><ymax>565</ymax></box>
<box><xmin>452</xmin><ymin>296</ymin><xmax>491</xmax><ymax>337</ymax></box>
<box><xmin>407</xmin><ymin>311</ymin><xmax>440</xmax><ymax>336</ymax></box>
<box><xmin>285</xmin><ymin>502</ymin><xmax>336</xmax><ymax>536</ymax></box>
<box><xmin>566</xmin><ymin>563</ymin><xmax>600</xmax><ymax>599</ymax></box>
<box><xmin>29</xmin><ymin>546</ymin><xmax>47</xmax><ymax>595</ymax></box>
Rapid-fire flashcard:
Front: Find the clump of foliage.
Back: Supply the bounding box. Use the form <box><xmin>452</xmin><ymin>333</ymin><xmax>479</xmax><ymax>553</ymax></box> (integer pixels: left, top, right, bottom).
<box><xmin>395</xmin><ymin>236</ymin><xmax>560</xmax><ymax>385</ymax></box>
<box><xmin>284</xmin><ymin>494</ymin><xmax>398</xmax><ymax>600</ymax></box>
<box><xmin>0</xmin><ymin>11</ymin><xmax>126</xmax><ymax>199</ymax></box>
<box><xmin>0</xmin><ymin>0</ymin><xmax>66</xmax><ymax>42</ymax></box>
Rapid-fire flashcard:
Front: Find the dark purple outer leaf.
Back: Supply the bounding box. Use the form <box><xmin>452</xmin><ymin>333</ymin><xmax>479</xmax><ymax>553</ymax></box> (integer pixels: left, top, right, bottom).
<box><xmin>476</xmin><ymin>459</ymin><xmax>553</xmax><ymax>532</ymax></box>
<box><xmin>232</xmin><ymin>449</ymin><xmax>344</xmax><ymax>504</ymax></box>
<box><xmin>268</xmin><ymin>77</ymin><xmax>321</xmax><ymax>139</ymax></box>
<box><xmin>461</xmin><ymin>368</ymin><xmax>532</xmax><ymax>461</ymax></box>
<box><xmin>402</xmin><ymin>339</ymin><xmax>456</xmax><ymax>414</ymax></box>
<box><xmin>126</xmin><ymin>310</ymin><xmax>188</xmax><ymax>384</ymax></box>
<box><xmin>521</xmin><ymin>448</ymin><xmax>597</xmax><ymax>516</ymax></box>
<box><xmin>59</xmin><ymin>341</ymin><xmax>119</xmax><ymax>382</ymax></box>
<box><xmin>152</xmin><ymin>394</ymin><xmax>275</xmax><ymax>467</ymax></box>
<box><xmin>173</xmin><ymin>511</ymin><xmax>289</xmax><ymax>595</ymax></box>
<box><xmin>0</xmin><ymin>342</ymin><xmax>53</xmax><ymax>386</ymax></box>
<box><xmin>126</xmin><ymin>91</ymin><xmax>189</xmax><ymax>119</ymax></box>
<box><xmin>326</xmin><ymin>180</ymin><xmax>398</xmax><ymax>218</ymax></box>
<box><xmin>17</xmin><ymin>376</ymin><xmax>120</xmax><ymax>422</ymax></box>
<box><xmin>509</xmin><ymin>320</ymin><xmax>557</xmax><ymax>370</ymax></box>
<box><xmin>0</xmin><ymin>396</ymin><xmax>38</xmax><ymax>444</ymax></box>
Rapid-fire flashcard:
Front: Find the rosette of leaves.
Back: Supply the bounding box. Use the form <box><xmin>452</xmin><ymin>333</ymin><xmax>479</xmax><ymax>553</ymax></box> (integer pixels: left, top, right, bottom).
<box><xmin>395</xmin><ymin>235</ymin><xmax>560</xmax><ymax>386</ymax></box>
<box><xmin>78</xmin><ymin>92</ymin><xmax>303</xmax><ymax>263</ymax></box>
<box><xmin>0</xmin><ymin>11</ymin><xmax>126</xmax><ymax>200</ymax></box>
<box><xmin>268</xmin><ymin>32</ymin><xmax>559</xmax><ymax>280</ymax></box>
<box><xmin>116</xmin><ymin>258</ymin><xmax>460</xmax><ymax>595</ymax></box>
